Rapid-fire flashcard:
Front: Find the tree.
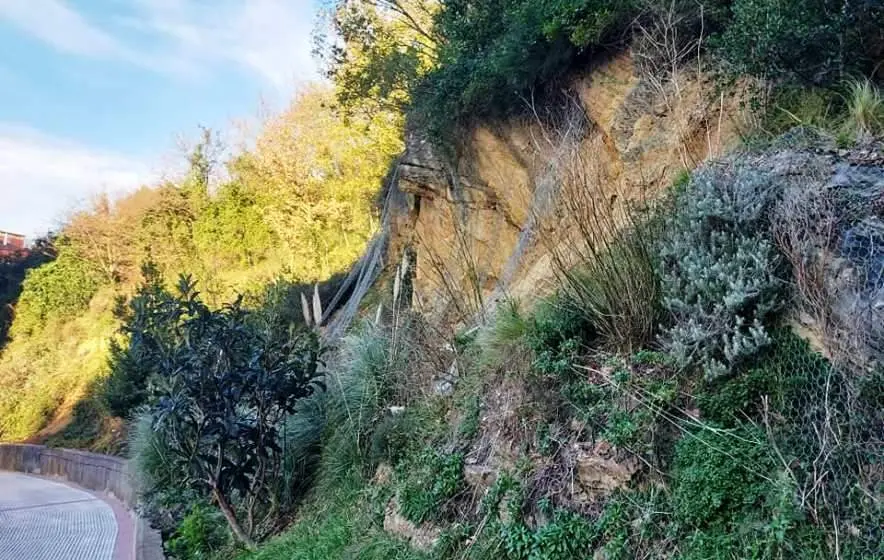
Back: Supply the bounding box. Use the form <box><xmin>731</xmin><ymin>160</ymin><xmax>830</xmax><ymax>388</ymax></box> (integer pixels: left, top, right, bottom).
<box><xmin>319</xmin><ymin>0</ymin><xmax>439</xmax><ymax>113</ymax></box>
<box><xmin>234</xmin><ymin>84</ymin><xmax>403</xmax><ymax>281</ymax></box>
<box><xmin>138</xmin><ymin>276</ymin><xmax>322</xmax><ymax>547</ymax></box>
<box><xmin>0</xmin><ymin>238</ymin><xmax>55</xmax><ymax>346</ymax></box>
<box><xmin>102</xmin><ymin>261</ymin><xmax>179</xmax><ymax>418</ymax></box>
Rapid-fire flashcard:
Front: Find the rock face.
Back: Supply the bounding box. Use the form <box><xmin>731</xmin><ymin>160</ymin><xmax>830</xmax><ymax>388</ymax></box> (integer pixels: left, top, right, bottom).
<box><xmin>571</xmin><ymin>441</ymin><xmax>640</xmax><ymax>503</ymax></box>
<box><xmin>390</xmin><ymin>52</ymin><xmax>748</xmax><ymax>322</ymax></box>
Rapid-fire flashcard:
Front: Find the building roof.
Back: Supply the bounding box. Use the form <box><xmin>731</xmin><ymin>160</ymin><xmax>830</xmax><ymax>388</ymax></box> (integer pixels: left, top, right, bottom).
<box><xmin>0</xmin><ymin>231</ymin><xmax>27</xmax><ymax>256</ymax></box>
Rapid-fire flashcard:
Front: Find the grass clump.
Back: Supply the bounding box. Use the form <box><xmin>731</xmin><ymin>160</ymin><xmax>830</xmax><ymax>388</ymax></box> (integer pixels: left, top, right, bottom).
<box><xmin>845</xmin><ymin>79</ymin><xmax>884</xmax><ymax>142</ymax></box>
<box><xmin>558</xmin><ymin>228</ymin><xmax>661</xmax><ymax>354</ymax></box>
<box><xmin>242</xmin><ymin>471</ymin><xmax>425</xmax><ymax>560</ymax></box>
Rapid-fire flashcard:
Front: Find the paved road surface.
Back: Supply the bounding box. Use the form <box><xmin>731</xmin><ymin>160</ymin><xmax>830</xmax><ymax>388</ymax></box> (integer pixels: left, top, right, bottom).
<box><xmin>0</xmin><ymin>472</ymin><xmax>119</xmax><ymax>560</ymax></box>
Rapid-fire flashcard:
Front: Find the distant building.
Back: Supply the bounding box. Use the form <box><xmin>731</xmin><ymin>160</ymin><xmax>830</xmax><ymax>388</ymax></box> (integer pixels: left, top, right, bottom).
<box><xmin>0</xmin><ymin>231</ymin><xmax>27</xmax><ymax>257</ymax></box>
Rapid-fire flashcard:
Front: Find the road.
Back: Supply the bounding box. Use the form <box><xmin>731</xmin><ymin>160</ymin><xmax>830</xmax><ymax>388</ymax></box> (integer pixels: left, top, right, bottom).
<box><xmin>0</xmin><ymin>472</ymin><xmax>123</xmax><ymax>560</ymax></box>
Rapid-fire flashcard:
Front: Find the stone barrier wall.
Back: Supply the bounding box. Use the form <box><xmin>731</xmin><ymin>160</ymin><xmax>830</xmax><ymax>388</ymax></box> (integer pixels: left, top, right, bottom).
<box><xmin>0</xmin><ymin>443</ymin><xmax>164</xmax><ymax>560</ymax></box>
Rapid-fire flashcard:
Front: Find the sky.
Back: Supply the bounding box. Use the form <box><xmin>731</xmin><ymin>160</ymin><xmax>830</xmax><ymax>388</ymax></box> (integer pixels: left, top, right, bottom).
<box><xmin>0</xmin><ymin>0</ymin><xmax>322</xmax><ymax>239</ymax></box>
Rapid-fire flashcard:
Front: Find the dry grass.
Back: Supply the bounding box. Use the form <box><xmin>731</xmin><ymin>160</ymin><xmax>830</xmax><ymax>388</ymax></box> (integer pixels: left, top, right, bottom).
<box><xmin>530</xmin><ymin>104</ymin><xmax>661</xmax><ymax>352</ymax></box>
<box><xmin>773</xmin><ymin>176</ymin><xmax>884</xmax><ymax>371</ymax></box>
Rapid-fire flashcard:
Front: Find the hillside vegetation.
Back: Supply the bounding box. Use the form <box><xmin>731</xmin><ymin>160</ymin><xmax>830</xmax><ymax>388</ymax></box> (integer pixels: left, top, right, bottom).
<box><xmin>2</xmin><ymin>1</ymin><xmax>882</xmax><ymax>560</ymax></box>
<box><xmin>0</xmin><ymin>85</ymin><xmax>401</xmax><ymax>447</ymax></box>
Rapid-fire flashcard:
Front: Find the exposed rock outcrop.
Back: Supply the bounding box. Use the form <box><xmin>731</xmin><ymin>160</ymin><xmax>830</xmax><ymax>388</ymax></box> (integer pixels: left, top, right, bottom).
<box><xmin>390</xmin><ymin>52</ymin><xmax>748</xmax><ymax>323</ymax></box>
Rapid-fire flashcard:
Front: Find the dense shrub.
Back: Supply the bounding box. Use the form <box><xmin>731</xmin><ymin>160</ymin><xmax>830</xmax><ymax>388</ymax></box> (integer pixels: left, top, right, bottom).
<box><xmin>408</xmin><ymin>0</ymin><xmax>649</xmax><ymax>136</ymax></box>
<box><xmin>523</xmin><ymin>295</ymin><xmax>592</xmax><ymax>377</ymax></box>
<box><xmin>717</xmin><ymin>0</ymin><xmax>883</xmax><ymax>84</ymax></box>
<box><xmin>0</xmin><ymin>239</ymin><xmax>54</xmax><ymax>346</ymax></box>
<box><xmin>102</xmin><ymin>262</ymin><xmax>177</xmax><ymax>418</ymax></box>
<box><xmin>12</xmin><ymin>244</ymin><xmax>100</xmax><ymax>336</ymax></box>
<box><xmin>125</xmin><ymin>274</ymin><xmax>322</xmax><ymax>547</ymax></box>
<box><xmin>658</xmin><ymin>164</ymin><xmax>784</xmax><ymax>380</ymax></box>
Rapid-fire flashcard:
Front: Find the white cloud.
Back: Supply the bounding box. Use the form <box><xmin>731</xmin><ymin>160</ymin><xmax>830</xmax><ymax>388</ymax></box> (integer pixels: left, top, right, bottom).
<box><xmin>0</xmin><ymin>0</ymin><xmax>122</xmax><ymax>57</ymax></box>
<box><xmin>0</xmin><ymin>0</ymin><xmax>320</xmax><ymax>93</ymax></box>
<box><xmin>0</xmin><ymin>125</ymin><xmax>157</xmax><ymax>238</ymax></box>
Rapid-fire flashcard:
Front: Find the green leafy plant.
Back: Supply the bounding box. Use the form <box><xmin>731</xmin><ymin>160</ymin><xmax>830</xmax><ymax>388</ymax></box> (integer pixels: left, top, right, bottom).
<box><xmin>717</xmin><ymin>0</ymin><xmax>882</xmax><ymax>84</ymax></box>
<box><xmin>397</xmin><ymin>449</ymin><xmax>464</xmax><ymax>524</ymax></box>
<box><xmin>138</xmin><ymin>275</ymin><xmax>322</xmax><ymax>547</ymax></box>
<box><xmin>166</xmin><ymin>502</ymin><xmax>230</xmax><ymax>560</ymax></box>
<box><xmin>11</xmin><ymin>243</ymin><xmax>100</xmax><ymax>336</ymax></box>
<box><xmin>525</xmin><ymin>295</ymin><xmax>589</xmax><ymax>378</ymax></box>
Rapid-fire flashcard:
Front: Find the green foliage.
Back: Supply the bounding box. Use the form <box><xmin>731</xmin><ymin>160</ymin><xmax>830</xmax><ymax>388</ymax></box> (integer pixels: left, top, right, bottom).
<box><xmin>754</xmin><ymin>84</ymin><xmax>844</xmax><ymax>138</ymax></box>
<box><xmin>128</xmin><ymin>275</ymin><xmax>322</xmax><ymax>544</ymax></box>
<box><xmin>498</xmin><ymin>510</ymin><xmax>596</xmax><ymax>560</ymax></box>
<box><xmin>559</xmin><ymin>227</ymin><xmax>662</xmax><ymax>353</ymax></box>
<box><xmin>524</xmin><ymin>295</ymin><xmax>589</xmax><ymax>377</ymax></box>
<box><xmin>564</xmin><ymin>355</ymin><xmax>678</xmax><ymax>462</ymax></box>
<box><xmin>717</xmin><ymin>0</ymin><xmax>883</xmax><ymax>84</ymax></box>
<box><xmin>658</xmin><ymin>164</ymin><xmax>784</xmax><ymax>380</ymax></box>
<box><xmin>695</xmin><ymin>329</ymin><xmax>826</xmax><ymax>425</ymax></box>
<box><xmin>166</xmin><ymin>502</ymin><xmax>231</xmax><ymax>560</ymax></box>
<box><xmin>479</xmin><ymin>299</ymin><xmax>530</xmax><ymax>364</ymax></box>
<box><xmin>0</xmin><ymin>239</ymin><xmax>54</xmax><ymax>346</ymax></box>
<box><xmin>241</xmin><ymin>468</ymin><xmax>426</xmax><ymax>560</ymax></box>
<box><xmin>12</xmin><ymin>243</ymin><xmax>100</xmax><ymax>336</ymax></box>
<box><xmin>318</xmin><ymin>321</ymin><xmax>411</xmax><ymax>485</ymax></box>
<box><xmin>101</xmin><ymin>262</ymin><xmax>176</xmax><ymax>418</ymax></box>
<box><xmin>397</xmin><ymin>449</ymin><xmax>464</xmax><ymax>524</ymax></box>
<box><xmin>413</xmin><ymin>0</ymin><xmax>639</xmax><ymax>136</ymax></box>
<box><xmin>671</xmin><ymin>425</ymin><xmax>828</xmax><ymax>559</ymax></box>
<box><xmin>593</xmin><ymin>487</ymin><xmax>671</xmax><ymax>560</ymax></box>
<box><xmin>672</xmin><ymin>425</ymin><xmax>775</xmax><ymax>527</ymax></box>
<box><xmin>192</xmin><ymin>182</ymin><xmax>275</xmax><ymax>268</ymax></box>
<box><xmin>845</xmin><ymin>79</ymin><xmax>884</xmax><ymax>141</ymax></box>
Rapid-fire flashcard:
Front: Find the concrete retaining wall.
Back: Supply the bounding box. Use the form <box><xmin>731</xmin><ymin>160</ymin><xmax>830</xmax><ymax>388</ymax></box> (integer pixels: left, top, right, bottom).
<box><xmin>0</xmin><ymin>443</ymin><xmax>164</xmax><ymax>560</ymax></box>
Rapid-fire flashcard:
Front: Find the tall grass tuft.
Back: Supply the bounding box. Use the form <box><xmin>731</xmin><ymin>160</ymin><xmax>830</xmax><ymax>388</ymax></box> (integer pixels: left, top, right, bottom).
<box><xmin>845</xmin><ymin>79</ymin><xmax>884</xmax><ymax>141</ymax></box>
<box><xmin>478</xmin><ymin>298</ymin><xmax>531</xmax><ymax>368</ymax></box>
<box><xmin>547</xmin><ymin>155</ymin><xmax>662</xmax><ymax>353</ymax></box>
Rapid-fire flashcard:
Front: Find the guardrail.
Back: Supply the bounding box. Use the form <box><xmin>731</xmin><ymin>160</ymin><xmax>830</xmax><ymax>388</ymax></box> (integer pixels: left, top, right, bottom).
<box><xmin>0</xmin><ymin>443</ymin><xmax>164</xmax><ymax>560</ymax></box>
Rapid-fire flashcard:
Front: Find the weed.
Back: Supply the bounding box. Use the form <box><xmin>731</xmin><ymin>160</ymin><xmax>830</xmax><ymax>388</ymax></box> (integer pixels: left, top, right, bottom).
<box><xmin>397</xmin><ymin>449</ymin><xmax>465</xmax><ymax>524</ymax></box>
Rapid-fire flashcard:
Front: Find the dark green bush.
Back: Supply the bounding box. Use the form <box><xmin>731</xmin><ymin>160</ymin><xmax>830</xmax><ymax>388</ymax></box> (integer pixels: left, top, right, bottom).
<box><xmin>717</xmin><ymin>0</ymin><xmax>883</xmax><ymax>84</ymax></box>
<box><xmin>0</xmin><ymin>239</ymin><xmax>54</xmax><ymax>346</ymax></box>
<box><xmin>410</xmin><ymin>0</ymin><xmax>641</xmax><ymax>137</ymax></box>
<box><xmin>120</xmin><ymin>273</ymin><xmax>322</xmax><ymax>546</ymax></box>
<box><xmin>672</xmin><ymin>425</ymin><xmax>775</xmax><ymax>527</ymax></box>
<box><xmin>12</xmin><ymin>243</ymin><xmax>100</xmax><ymax>335</ymax></box>
<box><xmin>525</xmin><ymin>295</ymin><xmax>591</xmax><ymax>377</ymax></box>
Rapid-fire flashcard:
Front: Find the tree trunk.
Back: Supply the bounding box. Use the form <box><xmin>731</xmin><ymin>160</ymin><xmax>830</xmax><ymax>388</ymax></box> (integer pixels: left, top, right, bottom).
<box><xmin>212</xmin><ymin>486</ymin><xmax>256</xmax><ymax>550</ymax></box>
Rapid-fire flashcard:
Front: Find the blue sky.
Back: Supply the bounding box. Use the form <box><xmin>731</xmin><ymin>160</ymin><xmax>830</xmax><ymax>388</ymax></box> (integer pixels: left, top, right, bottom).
<box><xmin>0</xmin><ymin>0</ymin><xmax>321</xmax><ymax>238</ymax></box>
